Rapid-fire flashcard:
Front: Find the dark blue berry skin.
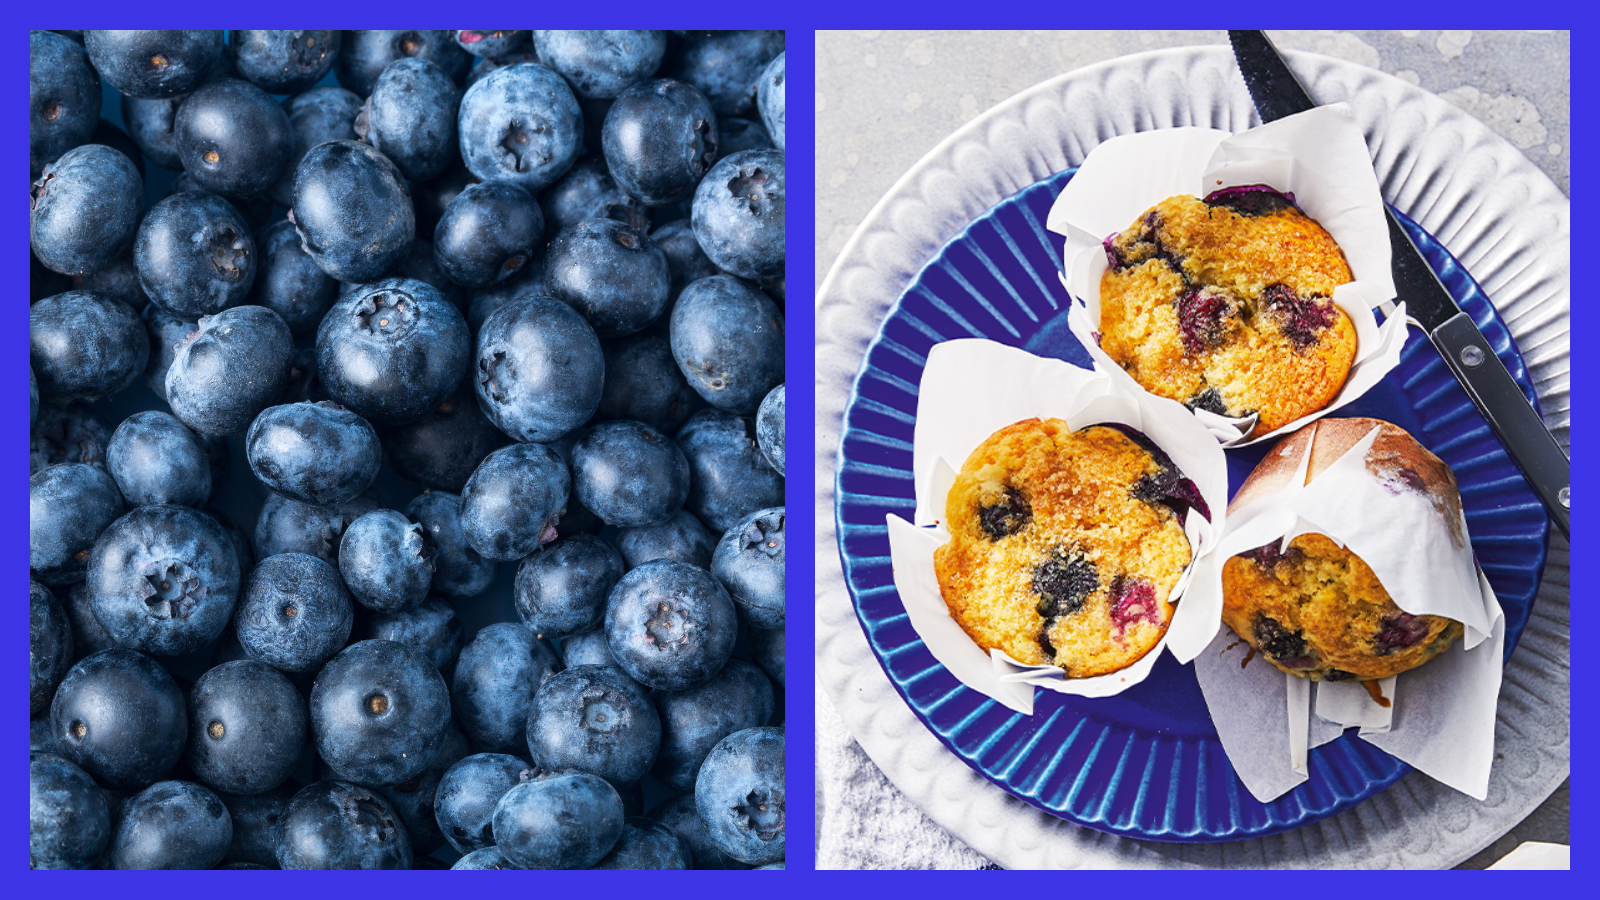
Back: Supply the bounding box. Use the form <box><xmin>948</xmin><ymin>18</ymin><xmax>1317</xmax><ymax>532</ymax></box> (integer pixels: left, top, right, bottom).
<box><xmin>30</xmin><ymin>146</ymin><xmax>144</xmax><ymax>277</ymax></box>
<box><xmin>412</xmin><ymin>160</ymin><xmax>480</xmax><ymax>239</ymax></box>
<box><xmin>217</xmin><ymin>781</ymin><xmax>296</xmax><ymax>868</ymax></box>
<box><xmin>208</xmin><ymin>508</ymin><xmax>254</xmax><ymax>579</ymax></box>
<box><xmin>514</xmin><ymin>534</ymin><xmax>626</xmax><ymax>639</ymax></box>
<box><xmin>475</xmin><ymin>295</ymin><xmax>604</xmax><ymax>442</ymax></box>
<box><xmin>176</xmin><ymin>79</ymin><xmax>294</xmax><ymax>198</ymax></box>
<box><xmin>677</xmin><ymin>408</ymin><xmax>785</xmax><ymax>533</ymax></box>
<box><xmin>547</xmin><ymin>218</ymin><xmax>672</xmax><ymax>338</ymax></box>
<box><xmin>718</xmin><ymin>117</ymin><xmax>774</xmax><ymax>155</ymax></box>
<box><xmin>31</xmin><ymin>401</ymin><xmax>111</xmax><ymax>475</ymax></box>
<box><xmin>598</xmin><ymin>329</ymin><xmax>705</xmax><ymax>436</ymax></box>
<box><xmin>435</xmin><ymin>181</ymin><xmax>545</xmax><ymax>288</ymax></box>
<box><xmin>276</xmin><ymin>779</ymin><xmax>412</xmax><ymax>869</ymax></box>
<box><xmin>71</xmin><ymin>251</ymin><xmax>150</xmax><ymax>314</ymax></box>
<box><xmin>533</xmin><ymin>31</ymin><xmax>666</xmax><ymax>99</ymax></box>
<box><xmin>383</xmin><ymin>384</ymin><xmax>510</xmax><ymax>492</ymax></box>
<box><xmin>671</xmin><ymin>275</ymin><xmax>784</xmax><ymax>413</ymax></box>
<box><xmin>64</xmin><ymin>582</ymin><xmax>117</xmax><ymax>661</ymax></box>
<box><xmin>30</xmin><ymin>291</ymin><xmax>148</xmax><ymax>401</ymax></box>
<box><xmin>652</xmin><ymin>658</ymin><xmax>774</xmax><ymax>792</ymax></box>
<box><xmin>756</xmin><ymin>52</ymin><xmax>785</xmax><ymax>150</ymax></box>
<box><xmin>559</xmin><ymin>628</ymin><xmax>624</xmax><ymax>670</ymax></box>
<box><xmin>667</xmin><ymin>31</ymin><xmax>784</xmax><ymax>117</ymax></box>
<box><xmin>135</xmin><ymin>192</ymin><xmax>256</xmax><ymax>318</ymax></box>
<box><xmin>407</xmin><ymin>493</ymin><xmax>495</xmax><ymax>597</ymax></box>
<box><xmin>269</xmin><ymin>86</ymin><xmax>363</xmax><ymax>206</ymax></box>
<box><xmin>228</xmin><ymin>30</ymin><xmax>340</xmax><ymax>95</ymax></box>
<box><xmin>338</xmin><ymin>30</ymin><xmax>471</xmax><ymax>98</ymax></box>
<box><xmin>107</xmin><ymin>410</ymin><xmax>210</xmax><ymax>507</ymax></box>
<box><xmin>572</xmin><ymin>420</ymin><xmax>690</xmax><ymax>528</ymax></box>
<box><xmin>713</xmin><ymin>507</ymin><xmax>786</xmax><ymax>630</ymax></box>
<box><xmin>651</xmin><ymin>219</ymin><xmax>723</xmax><ymax>303</ymax></box>
<box><xmin>602</xmin><ymin>78</ymin><xmax>717</xmax><ymax>208</ymax></box>
<box><xmin>357</xmin><ymin>58</ymin><xmax>461</xmax><ymax>183</ymax></box>
<box><xmin>166</xmin><ymin>305</ymin><xmax>293</xmax><ymax>436</ymax></box>
<box><xmin>352</xmin><ymin>597</ymin><xmax>462</xmax><ymax>674</ymax></box>
<box><xmin>454</xmin><ymin>846</ymin><xmax>520</xmax><ymax>869</ymax></box>
<box><xmin>696</xmin><ymin>726</ymin><xmax>784</xmax><ymax>865</ymax></box>
<box><xmin>30</xmin><ymin>464</ymin><xmax>125</xmax><ymax>586</ymax></box>
<box><xmin>526</xmin><ymin>665</ymin><xmax>660</xmax><ymax>787</ymax></box>
<box><xmin>435</xmin><ymin>752</ymin><xmax>535</xmax><ymax>855</ymax></box>
<box><xmin>30</xmin><ymin>752</ymin><xmax>111</xmax><ymax>870</ymax></box>
<box><xmin>85</xmin><ymin>31</ymin><xmax>223</xmax><ymax>99</ymax></box>
<box><xmin>247</xmin><ymin>402</ymin><xmax>381</xmax><ymax>507</ymax></box>
<box><xmin>617</xmin><ymin>509</ymin><xmax>717</xmax><ymax>570</ymax></box>
<box><xmin>142</xmin><ymin>302</ymin><xmax>197</xmax><ymax>402</ymax></box>
<box><xmin>460</xmin><ymin>443</ymin><xmax>572</xmax><ymax>562</ymax></box>
<box><xmin>251</xmin><ymin>219</ymin><xmax>338</xmax><ymax>337</ymax></box>
<box><xmin>31</xmin><ymin>583</ymin><xmax>75</xmax><ymax>717</ymax></box>
<box><xmin>252</xmin><ymin>490</ymin><xmax>380</xmax><ymax>567</ymax></box>
<box><xmin>185</xmin><ymin>660</ymin><xmax>307</xmax><ymax>796</ymax></box>
<box><xmin>493</xmin><ymin>772</ymin><xmax>625</xmax><ymax>869</ymax></box>
<box><xmin>372</xmin><ymin>725</ymin><xmax>470</xmax><ymax>856</ymax></box>
<box><xmin>605</xmin><ymin>560</ymin><xmax>738</xmax><ymax>692</ymax></box>
<box><xmin>310</xmin><ymin>640</ymin><xmax>451</xmax><ymax>786</ymax></box>
<box><xmin>237</xmin><ymin>553</ymin><xmax>353</xmax><ymax>674</ymax></box>
<box><xmin>751</xmin><ymin>623</ymin><xmax>784</xmax><ymax>688</ymax></box>
<box><xmin>108</xmin><ymin>780</ymin><xmax>231</xmax><ymax>869</ymax></box>
<box><xmin>649</xmin><ymin>793</ymin><xmax>749</xmax><ymax>870</ymax></box>
<box><xmin>458</xmin><ymin>63</ymin><xmax>583</xmax><ymax>193</ymax></box>
<box><xmin>541</xmin><ymin>156</ymin><xmax>652</xmax><ymax>234</ymax></box>
<box><xmin>691</xmin><ymin>151</ymin><xmax>785</xmax><ymax>280</ymax></box>
<box><xmin>756</xmin><ymin>384</ymin><xmax>785</xmax><ymax>474</ymax></box>
<box><xmin>87</xmin><ymin>505</ymin><xmax>241</xmax><ymax>657</ymax></box>
<box><xmin>455</xmin><ymin>30</ymin><xmax>528</xmax><ymax>58</ymax></box>
<box><xmin>291</xmin><ymin>140</ymin><xmax>416</xmax><ymax>284</ymax></box>
<box><xmin>317</xmin><ymin>277</ymin><xmax>471</xmax><ymax>427</ymax></box>
<box><xmin>50</xmin><ymin>648</ymin><xmax>188</xmax><ymax>791</ymax></box>
<box><xmin>121</xmin><ymin>93</ymin><xmax>187</xmax><ymax>171</ymax></box>
<box><xmin>593</xmin><ymin>817</ymin><xmax>690</xmax><ymax>869</ymax></box>
<box><xmin>30</xmin><ymin>32</ymin><xmax>100</xmax><ymax>179</ymax></box>
<box><xmin>453</xmin><ymin>622</ymin><xmax>563</xmax><ymax>753</ymax></box>
<box><xmin>339</xmin><ymin>510</ymin><xmax>435</xmax><ymax>612</ymax></box>
<box><xmin>93</xmin><ymin>119</ymin><xmax>145</xmax><ymax>177</ymax></box>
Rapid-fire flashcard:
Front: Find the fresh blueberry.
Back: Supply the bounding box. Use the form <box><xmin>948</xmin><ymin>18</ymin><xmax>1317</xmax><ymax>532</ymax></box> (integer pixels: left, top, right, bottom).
<box><xmin>30</xmin><ymin>31</ymin><xmax>100</xmax><ymax>179</ymax></box>
<box><xmin>540</xmin><ymin>156</ymin><xmax>652</xmax><ymax>234</ymax></box>
<box><xmin>357</xmin><ymin>57</ymin><xmax>462</xmax><ymax>183</ymax></box>
<box><xmin>756</xmin><ymin>384</ymin><xmax>785</xmax><ymax>474</ymax></box>
<box><xmin>559</xmin><ymin>628</ymin><xmax>625</xmax><ymax>670</ymax></box>
<box><xmin>247</xmin><ymin>402</ymin><xmax>382</xmax><ymax>507</ymax></box>
<box><xmin>616</xmin><ymin>509</ymin><xmax>717</xmax><ymax>570</ymax></box>
<box><xmin>648</xmin><ymin>793</ymin><xmax>748</xmax><ymax>870</ymax></box>
<box><xmin>454</xmin><ymin>30</ymin><xmax>528</xmax><ymax>58</ymax></box>
<box><xmin>291</xmin><ymin>140</ymin><xmax>416</xmax><ymax>283</ymax></box>
<box><xmin>176</xmin><ymin>78</ymin><xmax>293</xmax><ymax>197</ymax></box>
<box><xmin>352</xmin><ymin>597</ymin><xmax>463</xmax><ymax>674</ymax></box>
<box><xmin>434</xmin><ymin>181</ymin><xmax>545</xmax><ymax>288</ymax></box>
<box><xmin>492</xmin><ymin>772</ymin><xmax>625</xmax><ymax>870</ymax></box>
<box><xmin>601</xmin><ymin>78</ymin><xmax>717</xmax><ymax>208</ymax></box>
<box><xmin>134</xmin><ymin>191</ymin><xmax>256</xmax><ymax>318</ymax></box>
<box><xmin>676</xmin><ymin>408</ymin><xmax>785</xmax><ymax>532</ymax></box>
<box><xmin>457</xmin><ymin>63</ymin><xmax>583</xmax><ymax>193</ymax></box>
<box><xmin>337</xmin><ymin>30</ymin><xmax>471</xmax><ymax>98</ymax></box>
<box><xmin>30</xmin><ymin>291</ymin><xmax>148</xmax><ymax>401</ymax></box>
<box><xmin>474</xmin><ymin>294</ymin><xmax>604</xmax><ymax>442</ymax></box>
<box><xmin>310</xmin><ymin>640</ymin><xmax>451</xmax><ymax>786</ymax></box>
<box><xmin>406</xmin><ymin>492</ymin><xmax>495</xmax><ymax>597</ymax></box>
<box><xmin>250</xmin><ymin>219</ymin><xmax>339</xmax><ymax>337</ymax></box>
<box><xmin>671</xmin><ymin>275</ymin><xmax>784</xmax><ymax>413</ymax></box>
<box><xmin>30</xmin><ymin>145</ymin><xmax>144</xmax><ymax>277</ymax></box>
<box><xmin>236</xmin><ymin>552</ymin><xmax>353</xmax><ymax>674</ymax></box>
<box><xmin>717</xmin><ymin>117</ymin><xmax>774</xmax><ymax>155</ymax></box>
<box><xmin>434</xmin><ymin>752</ymin><xmax>536</xmax><ymax>855</ymax></box>
<box><xmin>532</xmin><ymin>31</ymin><xmax>666</xmax><ymax>100</ymax></box>
<box><xmin>459</xmin><ymin>442</ymin><xmax>571</xmax><ymax>562</ymax></box>
<box><xmin>31</xmin><ymin>583</ymin><xmax>75</xmax><ymax>717</ymax></box>
<box><xmin>70</xmin><ymin>251</ymin><xmax>150</xmax><ymax>314</ymax></box>
<box><xmin>107</xmin><ymin>410</ymin><xmax>211</xmax><ymax>508</ymax></box>
<box><xmin>370</xmin><ymin>724</ymin><xmax>471</xmax><ymax>856</ymax></box>
<box><xmin>217</xmin><ymin>781</ymin><xmax>296</xmax><ymax>868</ymax></box>
<box><xmin>252</xmin><ymin>490</ymin><xmax>381</xmax><ymax>567</ymax></box>
<box><xmin>712</xmin><ymin>507</ymin><xmax>786</xmax><ymax>630</ymax></box>
<box><xmin>605</xmin><ymin>560</ymin><xmax>737</xmax><ymax>691</ymax></box>
<box><xmin>30</xmin><ymin>752</ymin><xmax>111</xmax><ymax>870</ymax></box>
<box><xmin>695</xmin><ymin>725</ymin><xmax>784</xmax><ymax>865</ymax></box>
<box><xmin>140</xmin><ymin>305</ymin><xmax>194</xmax><ymax>405</ymax></box>
<box><xmin>107</xmin><ymin>780</ymin><xmax>231</xmax><ymax>870</ymax></box>
<box><xmin>514</xmin><ymin>533</ymin><xmax>626</xmax><ymax>640</ymax></box>
<box><xmin>756</xmin><ymin>52</ymin><xmax>785</xmax><ymax>150</ymax></box>
<box><xmin>268</xmin><ymin>85</ymin><xmax>363</xmax><ymax>206</ymax></box>
<box><xmin>597</xmin><ymin>327</ymin><xmax>704</xmax><ymax>437</ymax></box>
<box><xmin>526</xmin><ymin>664</ymin><xmax>660</xmax><ymax>787</ymax></box>
<box><xmin>50</xmin><ymin>648</ymin><xmax>188</xmax><ymax>791</ymax></box>
<box><xmin>89</xmin><ymin>118</ymin><xmax>145</xmax><ymax>179</ymax></box>
<box><xmin>185</xmin><ymin>660</ymin><xmax>307</xmax><ymax>796</ymax></box>
<box><xmin>227</xmin><ymin>30</ymin><xmax>340</xmax><ymax>94</ymax></box>
<box><xmin>31</xmin><ymin>401</ymin><xmax>111</xmax><ymax>475</ymax></box>
<box><xmin>452</xmin><ymin>622</ymin><xmax>563</xmax><ymax>753</ymax></box>
<box><xmin>546</xmin><ymin>218</ymin><xmax>671</xmax><ymax>339</ymax></box>
<box><xmin>382</xmin><ymin>384</ymin><xmax>511</xmax><ymax>492</ymax></box>
<box><xmin>453</xmin><ymin>846</ymin><xmax>521</xmax><ymax>869</ymax></box>
<box><xmin>276</xmin><ymin>779</ymin><xmax>412</xmax><ymax>869</ymax></box>
<box><xmin>62</xmin><ymin>581</ymin><xmax>117</xmax><ymax>661</ymax></box>
<box><xmin>652</xmin><ymin>658</ymin><xmax>774</xmax><ymax>792</ymax></box>
<box><xmin>30</xmin><ymin>464</ymin><xmax>125</xmax><ymax>585</ymax></box>
<box><xmin>166</xmin><ymin>305</ymin><xmax>293</xmax><ymax>436</ymax></box>
<box><xmin>339</xmin><ymin>509</ymin><xmax>435</xmax><ymax>612</ymax></box>
<box><xmin>572</xmin><ymin>420</ymin><xmax>690</xmax><ymax>528</ymax></box>
<box><xmin>592</xmin><ymin>817</ymin><xmax>691</xmax><ymax>869</ymax></box>
<box><xmin>121</xmin><ymin>92</ymin><xmax>188</xmax><ymax>171</ymax></box>
<box><xmin>665</xmin><ymin>31</ymin><xmax>784</xmax><ymax>117</ymax></box>
<box><xmin>83</xmin><ymin>30</ymin><xmax>221</xmax><ymax>100</ymax></box>
<box><xmin>317</xmin><ymin>277</ymin><xmax>471</xmax><ymax>427</ymax></box>
<box><xmin>690</xmin><ymin>151</ymin><xmax>785</xmax><ymax>280</ymax></box>
<box><xmin>86</xmin><ymin>505</ymin><xmax>241</xmax><ymax>656</ymax></box>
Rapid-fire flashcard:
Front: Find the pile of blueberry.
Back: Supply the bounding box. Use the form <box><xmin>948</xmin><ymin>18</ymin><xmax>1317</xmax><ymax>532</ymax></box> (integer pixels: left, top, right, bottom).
<box><xmin>29</xmin><ymin>29</ymin><xmax>786</xmax><ymax>871</ymax></box>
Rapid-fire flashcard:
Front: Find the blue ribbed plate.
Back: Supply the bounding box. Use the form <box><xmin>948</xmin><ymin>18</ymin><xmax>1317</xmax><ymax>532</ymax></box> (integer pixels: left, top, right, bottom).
<box><xmin>834</xmin><ymin>167</ymin><xmax>1550</xmax><ymax>842</ymax></box>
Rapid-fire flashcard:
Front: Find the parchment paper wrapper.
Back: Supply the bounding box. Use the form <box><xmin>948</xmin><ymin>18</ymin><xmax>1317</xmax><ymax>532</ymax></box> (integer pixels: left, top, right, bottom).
<box><xmin>1185</xmin><ymin>420</ymin><xmax>1505</xmax><ymax>801</ymax></box>
<box><xmin>1044</xmin><ymin>104</ymin><xmax>1408</xmax><ymax>446</ymax></box>
<box><xmin>884</xmin><ymin>339</ymin><xmax>1229</xmax><ymax>715</ymax></box>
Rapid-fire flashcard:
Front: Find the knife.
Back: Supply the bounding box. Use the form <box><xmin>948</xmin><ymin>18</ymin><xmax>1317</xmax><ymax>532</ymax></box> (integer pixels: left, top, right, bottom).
<box><xmin>1228</xmin><ymin>30</ymin><xmax>1570</xmax><ymax>540</ymax></box>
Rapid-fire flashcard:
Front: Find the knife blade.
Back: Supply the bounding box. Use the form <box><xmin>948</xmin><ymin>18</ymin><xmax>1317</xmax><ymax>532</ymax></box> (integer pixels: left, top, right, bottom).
<box><xmin>1227</xmin><ymin>30</ymin><xmax>1569</xmax><ymax>539</ymax></box>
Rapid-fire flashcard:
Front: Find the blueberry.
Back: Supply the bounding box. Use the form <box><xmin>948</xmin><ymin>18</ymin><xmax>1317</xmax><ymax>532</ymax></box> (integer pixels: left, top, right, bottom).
<box><xmin>695</xmin><ymin>725</ymin><xmax>784</xmax><ymax>865</ymax></box>
<box><xmin>666</xmin><ymin>31</ymin><xmax>783</xmax><ymax>117</ymax></box>
<box><xmin>525</xmin><ymin>664</ymin><xmax>661</xmax><ymax>788</ymax></box>
<box><xmin>276</xmin><ymin>779</ymin><xmax>412</xmax><ymax>870</ymax></box>
<box><xmin>671</xmin><ymin>275</ymin><xmax>784</xmax><ymax>412</ymax></box>
<box><xmin>382</xmin><ymin>384</ymin><xmax>511</xmax><ymax>492</ymax></box>
<box><xmin>616</xmin><ymin>509</ymin><xmax>717</xmax><ymax>570</ymax></box>
<box><xmin>412</xmin><ymin>160</ymin><xmax>481</xmax><ymax>239</ymax></box>
<box><xmin>453</xmin><ymin>846</ymin><xmax>521</xmax><ymax>869</ymax></box>
<box><xmin>107</xmin><ymin>780</ymin><xmax>232</xmax><ymax>870</ymax></box>
<box><xmin>184</xmin><ymin>660</ymin><xmax>307</xmax><ymax>795</ymax></box>
<box><xmin>291</xmin><ymin>140</ymin><xmax>416</xmax><ymax>283</ymax></box>
<box><xmin>601</xmin><ymin>78</ymin><xmax>717</xmax><ymax>208</ymax></box>
<box><xmin>406</xmin><ymin>492</ymin><xmax>495</xmax><ymax>597</ymax></box>
<box><xmin>30</xmin><ymin>752</ymin><xmax>111</xmax><ymax>870</ymax></box>
<box><xmin>30</xmin><ymin>31</ymin><xmax>100</xmax><ymax>179</ymax></box>
<box><xmin>268</xmin><ymin>85</ymin><xmax>363</xmax><ymax>207</ymax></box>
<box><xmin>465</xmin><ymin>48</ymin><xmax>542</xmax><ymax>90</ymax></box>
<box><xmin>492</xmin><ymin>772</ymin><xmax>625</xmax><ymax>870</ymax></box>
<box><xmin>540</xmin><ymin>156</ymin><xmax>652</xmax><ymax>234</ymax></box>
<box><xmin>652</xmin><ymin>658</ymin><xmax>774</xmax><ymax>793</ymax></box>
<box><xmin>650</xmin><ymin>219</ymin><xmax>723</xmax><ymax>302</ymax></box>
<box><xmin>31</xmin><ymin>583</ymin><xmax>75</xmax><ymax>717</ymax></box>
<box><xmin>107</xmin><ymin>410</ymin><xmax>211</xmax><ymax>508</ymax></box>
<box><xmin>454</xmin><ymin>30</ymin><xmax>529</xmax><ymax>59</ymax></box>
<box><xmin>86</xmin><ymin>505</ymin><xmax>241</xmax><ymax>656</ymax></box>
<box><xmin>459</xmin><ymin>443</ymin><xmax>571</xmax><ymax>562</ymax></box>
<box><xmin>676</xmin><ymin>408</ymin><xmax>785</xmax><ymax>533</ymax></box>
<box><xmin>546</xmin><ymin>218</ymin><xmax>672</xmax><ymax>338</ymax></box>
<box><xmin>236</xmin><ymin>553</ymin><xmax>354</xmax><ymax>674</ymax></box>
<box><xmin>572</xmin><ymin>420</ymin><xmax>691</xmax><ymax>528</ymax></box>
<box><xmin>216</xmin><ymin>781</ymin><xmax>296</xmax><ymax>868</ymax></box>
<box><xmin>31</xmin><ymin>402</ymin><xmax>111</xmax><ymax>475</ymax></box>
<box><xmin>166</xmin><ymin>305</ymin><xmax>293</xmax><ymax>436</ymax></box>
<box><xmin>514</xmin><ymin>533</ymin><xmax>627</xmax><ymax>639</ymax></box>
<box><xmin>133</xmin><ymin>191</ymin><xmax>256</xmax><ymax>318</ymax></box>
<box><xmin>337</xmin><ymin>30</ymin><xmax>471</xmax><ymax>98</ymax></box>
<box><xmin>755</xmin><ymin>383</ymin><xmax>785</xmax><ymax>475</ymax></box>
<box><xmin>84</xmin><ymin>30</ymin><xmax>223</xmax><ymax>99</ymax></box>
<box><xmin>176</xmin><ymin>78</ymin><xmax>293</xmax><ymax>197</ymax></box>
<box><xmin>755</xmin><ymin>52</ymin><xmax>785</xmax><ymax>149</ymax></box>
<box><xmin>717</xmin><ymin>117</ymin><xmax>774</xmax><ymax>155</ymax></box>
<box><xmin>532</xmin><ymin>31</ymin><xmax>667</xmax><ymax>100</ymax></box>
<box><xmin>452</xmin><ymin>622</ymin><xmax>563</xmax><ymax>753</ymax></box>
<box><xmin>648</xmin><ymin>793</ymin><xmax>749</xmax><ymax>870</ymax></box>
<box><xmin>252</xmin><ymin>490</ymin><xmax>380</xmax><ymax>567</ymax></box>
<box><xmin>712</xmin><ymin>507</ymin><xmax>786</xmax><ymax>630</ymax></box>
<box><xmin>121</xmin><ymin>92</ymin><xmax>188</xmax><ymax>171</ymax></box>
<box><xmin>251</xmin><ymin>219</ymin><xmax>339</xmax><ymax>337</ymax></box>
<box><xmin>30</xmin><ymin>291</ymin><xmax>148</xmax><ymax>401</ymax></box>
<box><xmin>457</xmin><ymin>63</ymin><xmax>583</xmax><ymax>193</ymax></box>
<box><xmin>1375</xmin><ymin>612</ymin><xmax>1432</xmax><ymax>654</ymax></box>
<box><xmin>31</xmin><ymin>145</ymin><xmax>144</xmax><ymax>277</ymax></box>
<box><xmin>559</xmin><ymin>628</ymin><xmax>624</xmax><ymax>670</ymax></box>
<box><xmin>310</xmin><ymin>640</ymin><xmax>451</xmax><ymax>786</ymax></box>
<box><xmin>352</xmin><ymin>597</ymin><xmax>463</xmax><ymax>674</ymax></box>
<box><xmin>370</xmin><ymin>725</ymin><xmax>471</xmax><ymax>856</ymax></box>
<box><xmin>1261</xmin><ymin>282</ymin><xmax>1340</xmax><ymax>351</ymax></box>
<box><xmin>50</xmin><ymin>648</ymin><xmax>188</xmax><ymax>791</ymax></box>
<box><xmin>30</xmin><ymin>464</ymin><xmax>125</xmax><ymax>586</ymax></box>
<box><xmin>592</xmin><ymin>817</ymin><xmax>691</xmax><ymax>869</ymax></box>
<box><xmin>474</xmin><ymin>294</ymin><xmax>604</xmax><ymax>442</ymax></box>
<box><xmin>434</xmin><ymin>181</ymin><xmax>545</xmax><ymax>288</ymax></box>
<box><xmin>227</xmin><ymin>30</ymin><xmax>340</xmax><ymax>95</ymax></box>
<box><xmin>1254</xmin><ymin>615</ymin><xmax>1312</xmax><ymax>665</ymax></box>
<box><xmin>246</xmin><ymin>402</ymin><xmax>381</xmax><ymax>507</ymax></box>
<box><xmin>434</xmin><ymin>752</ymin><xmax>537</xmax><ymax>855</ymax></box>
<box><xmin>357</xmin><ymin>57</ymin><xmax>462</xmax><ymax>183</ymax></box>
<box><xmin>70</xmin><ymin>251</ymin><xmax>150</xmax><ymax>314</ymax></box>
<box><xmin>339</xmin><ymin>510</ymin><xmax>436</xmax><ymax>612</ymax></box>
<box><xmin>690</xmin><ymin>151</ymin><xmax>785</xmax><ymax>280</ymax></box>
<box><xmin>317</xmin><ymin>277</ymin><xmax>471</xmax><ymax>427</ymax></box>
<box><xmin>61</xmin><ymin>582</ymin><xmax>116</xmax><ymax>662</ymax></box>
<box><xmin>605</xmin><ymin>560</ymin><xmax>738</xmax><ymax>692</ymax></box>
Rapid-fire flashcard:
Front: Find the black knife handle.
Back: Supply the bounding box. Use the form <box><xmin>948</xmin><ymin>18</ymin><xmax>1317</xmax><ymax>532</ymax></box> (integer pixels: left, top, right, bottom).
<box><xmin>1429</xmin><ymin>312</ymin><xmax>1570</xmax><ymax>539</ymax></box>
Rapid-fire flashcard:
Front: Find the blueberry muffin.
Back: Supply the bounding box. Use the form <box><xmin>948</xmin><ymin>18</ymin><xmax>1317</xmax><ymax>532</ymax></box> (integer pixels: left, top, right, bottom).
<box><xmin>933</xmin><ymin>418</ymin><xmax>1205</xmax><ymax>677</ymax></box>
<box><xmin>1097</xmin><ymin>185</ymin><xmax>1358</xmax><ymax>434</ymax></box>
